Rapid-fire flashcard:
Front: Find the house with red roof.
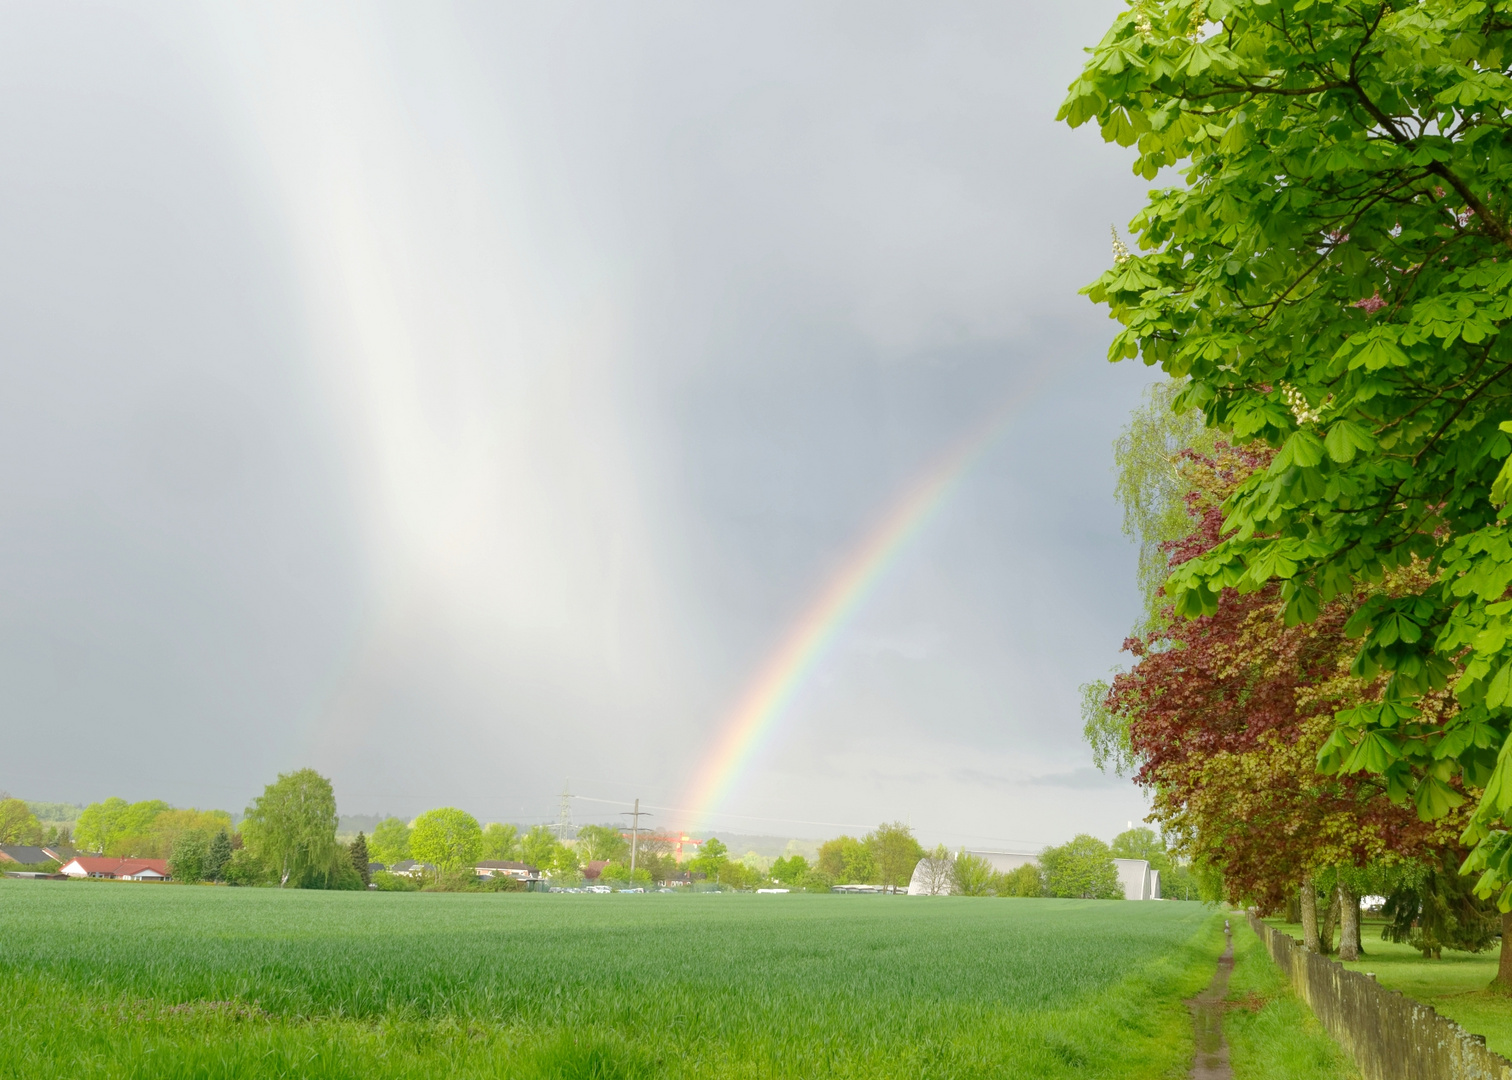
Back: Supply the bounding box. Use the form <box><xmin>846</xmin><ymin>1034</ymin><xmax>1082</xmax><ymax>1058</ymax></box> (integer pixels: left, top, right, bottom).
<box><xmin>59</xmin><ymin>856</ymin><xmax>170</xmax><ymax>881</ymax></box>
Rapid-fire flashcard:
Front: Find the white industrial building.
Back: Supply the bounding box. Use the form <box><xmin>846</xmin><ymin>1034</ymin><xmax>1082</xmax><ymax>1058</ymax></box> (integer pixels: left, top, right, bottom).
<box><xmin>1115</xmin><ymin>858</ymin><xmax>1160</xmax><ymax>900</ymax></box>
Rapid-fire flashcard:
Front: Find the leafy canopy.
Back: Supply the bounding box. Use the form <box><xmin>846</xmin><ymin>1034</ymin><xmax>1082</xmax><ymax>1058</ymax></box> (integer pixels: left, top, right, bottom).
<box><xmin>868</xmin><ymin>822</ymin><xmax>925</xmax><ymax>892</ymax></box>
<box><xmin>574</xmin><ymin>824</ymin><xmax>629</xmax><ymax>864</ymax></box>
<box><xmin>1110</xmin><ymin>827</ymin><xmax>1170</xmax><ymax>869</ymax></box>
<box><xmin>1117</xmin><ymin>379</ymin><xmax>1219</xmax><ymax>632</ymax></box>
<box><xmin>1041</xmin><ymin>835</ymin><xmax>1124</xmax><ymax>900</ymax></box>
<box><xmin>369</xmin><ymin>817</ymin><xmax>412</xmax><ymax>865</ymax></box>
<box><xmin>769</xmin><ymin>854</ymin><xmax>810</xmax><ymax>886</ymax></box>
<box><xmin>409</xmin><ymin>808</ymin><xmax>483</xmax><ymax>871</ymax></box>
<box><xmin>1064</xmin><ymin>0</ymin><xmax>1512</xmax><ymax>904</ymax></box>
<box><xmin>240</xmin><ymin>768</ymin><xmax>344</xmax><ymax>888</ymax></box>
<box><xmin>480</xmin><ymin>822</ymin><xmax>520</xmax><ymax>862</ymax></box>
<box><xmin>168</xmin><ymin>830</ymin><xmax>212</xmax><ymax>884</ymax></box>
<box><xmin>952</xmin><ymin>851</ymin><xmax>998</xmax><ymax>896</ymax></box>
<box><xmin>149</xmin><ymin>808</ymin><xmax>233</xmax><ymax>859</ymax></box>
<box><xmin>998</xmin><ymin>863</ymin><xmax>1046</xmax><ymax>898</ymax></box>
<box><xmin>686</xmin><ymin>836</ymin><xmax>731</xmax><ymax>880</ymax></box>
<box><xmin>816</xmin><ymin>835</ymin><xmax>874</xmax><ymax>885</ymax></box>
<box><xmin>1100</xmin><ymin>442</ymin><xmax>1458</xmax><ymax>905</ymax></box>
<box><xmin>74</xmin><ymin>798</ymin><xmax>171</xmax><ymax>856</ymax></box>
<box><xmin>520</xmin><ymin>824</ymin><xmax>571</xmax><ymax>874</ymax></box>
<box><xmin>203</xmin><ymin>829</ymin><xmax>232</xmax><ymax>882</ymax></box>
<box><xmin>0</xmin><ymin>799</ymin><xmax>42</xmax><ymax>846</ymax></box>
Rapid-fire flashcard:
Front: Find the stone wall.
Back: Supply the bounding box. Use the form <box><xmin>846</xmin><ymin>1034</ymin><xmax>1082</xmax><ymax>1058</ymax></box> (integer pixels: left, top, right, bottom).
<box><xmin>1248</xmin><ymin>914</ymin><xmax>1512</xmax><ymax>1080</ymax></box>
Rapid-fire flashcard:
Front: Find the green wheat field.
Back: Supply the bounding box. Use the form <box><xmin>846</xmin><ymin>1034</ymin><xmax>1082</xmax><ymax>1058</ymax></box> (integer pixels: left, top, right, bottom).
<box><xmin>0</xmin><ymin>882</ymin><xmax>1221</xmax><ymax>1079</ymax></box>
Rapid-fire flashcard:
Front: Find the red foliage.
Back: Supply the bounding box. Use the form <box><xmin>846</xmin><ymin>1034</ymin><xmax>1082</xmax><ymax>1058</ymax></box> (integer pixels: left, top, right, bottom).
<box><xmin>1107</xmin><ymin>447</ymin><xmax>1456</xmax><ymax>907</ymax></box>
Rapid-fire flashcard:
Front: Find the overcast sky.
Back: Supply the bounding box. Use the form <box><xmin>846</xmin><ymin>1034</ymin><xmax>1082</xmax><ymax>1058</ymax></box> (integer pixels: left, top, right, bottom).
<box><xmin>0</xmin><ymin>1</ymin><xmax>1168</xmax><ymax>849</ymax></box>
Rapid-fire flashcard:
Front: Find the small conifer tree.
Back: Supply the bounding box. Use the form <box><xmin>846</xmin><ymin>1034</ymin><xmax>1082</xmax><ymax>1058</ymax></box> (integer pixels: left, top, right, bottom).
<box><xmin>349</xmin><ymin>832</ymin><xmax>371</xmax><ymax>886</ymax></box>
<box><xmin>203</xmin><ymin>829</ymin><xmax>233</xmax><ymax>882</ymax></box>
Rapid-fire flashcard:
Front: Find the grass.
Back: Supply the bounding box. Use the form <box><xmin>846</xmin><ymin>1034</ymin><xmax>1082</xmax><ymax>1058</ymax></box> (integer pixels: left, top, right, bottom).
<box><xmin>1223</xmin><ymin>919</ymin><xmax>1358</xmax><ymax>1080</ymax></box>
<box><xmin>0</xmin><ymin>881</ymin><xmax>1223</xmax><ymax>1079</ymax></box>
<box><xmin>1266</xmin><ymin>918</ymin><xmax>1512</xmax><ymax>1058</ymax></box>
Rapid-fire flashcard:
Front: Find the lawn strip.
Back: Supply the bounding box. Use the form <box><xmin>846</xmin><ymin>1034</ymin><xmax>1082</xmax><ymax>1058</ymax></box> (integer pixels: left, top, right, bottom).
<box><xmin>1224</xmin><ymin>919</ymin><xmax>1358</xmax><ymax>1080</ymax></box>
<box><xmin>1266</xmin><ymin>918</ymin><xmax>1512</xmax><ymax>1058</ymax></box>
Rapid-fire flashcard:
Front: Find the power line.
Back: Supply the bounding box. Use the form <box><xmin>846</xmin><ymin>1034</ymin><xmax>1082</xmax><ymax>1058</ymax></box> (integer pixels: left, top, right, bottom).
<box><xmin>570</xmin><ymin>794</ymin><xmax>1053</xmax><ymax>848</ymax></box>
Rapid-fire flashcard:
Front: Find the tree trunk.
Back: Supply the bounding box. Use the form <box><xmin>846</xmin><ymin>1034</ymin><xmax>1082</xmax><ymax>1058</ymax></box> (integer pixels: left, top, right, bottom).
<box><xmin>1496</xmin><ymin>911</ymin><xmax>1512</xmax><ymax>992</ymax></box>
<box><xmin>1286</xmin><ymin>890</ymin><xmax>1302</xmax><ymax>924</ymax></box>
<box><xmin>1301</xmin><ymin>874</ymin><xmax>1320</xmax><ymax>952</ymax></box>
<box><xmin>1319</xmin><ymin>887</ymin><xmax>1340</xmax><ymax>955</ymax></box>
<box><xmin>1338</xmin><ymin>883</ymin><xmax>1360</xmax><ymax>962</ymax></box>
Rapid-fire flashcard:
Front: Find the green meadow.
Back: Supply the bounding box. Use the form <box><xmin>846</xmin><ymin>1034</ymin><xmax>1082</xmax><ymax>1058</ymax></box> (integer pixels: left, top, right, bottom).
<box><xmin>0</xmin><ymin>881</ymin><xmax>1224</xmax><ymax>1079</ymax></box>
<box><xmin>1268</xmin><ymin>917</ymin><xmax>1512</xmax><ymax>1059</ymax></box>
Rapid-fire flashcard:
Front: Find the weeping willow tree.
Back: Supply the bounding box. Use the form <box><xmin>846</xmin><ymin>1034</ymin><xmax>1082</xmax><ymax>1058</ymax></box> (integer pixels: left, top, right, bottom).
<box><xmin>1381</xmin><ymin>852</ymin><xmax>1498</xmax><ymax>960</ymax></box>
<box><xmin>1114</xmin><ymin>379</ymin><xmax>1217</xmax><ymax>635</ymax></box>
<box><xmin>1083</xmin><ymin>379</ymin><xmax>1215</xmax><ymax>774</ymax></box>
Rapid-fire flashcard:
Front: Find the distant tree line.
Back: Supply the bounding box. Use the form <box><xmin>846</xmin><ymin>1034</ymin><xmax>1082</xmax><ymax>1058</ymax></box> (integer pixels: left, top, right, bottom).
<box><xmin>15</xmin><ymin>775</ymin><xmax>1190</xmax><ymax>900</ymax></box>
<box><xmin>905</xmin><ymin>828</ymin><xmax>1197</xmax><ymax>900</ymax></box>
<box><xmin>0</xmin><ymin>797</ymin><xmax>76</xmax><ymax>848</ymax></box>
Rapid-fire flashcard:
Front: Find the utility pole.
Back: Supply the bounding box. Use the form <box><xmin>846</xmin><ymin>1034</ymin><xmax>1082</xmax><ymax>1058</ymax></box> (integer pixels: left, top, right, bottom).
<box><xmin>557</xmin><ymin>780</ymin><xmax>574</xmax><ymax>841</ymax></box>
<box><xmin>621</xmin><ymin>799</ymin><xmax>652</xmax><ymax>885</ymax></box>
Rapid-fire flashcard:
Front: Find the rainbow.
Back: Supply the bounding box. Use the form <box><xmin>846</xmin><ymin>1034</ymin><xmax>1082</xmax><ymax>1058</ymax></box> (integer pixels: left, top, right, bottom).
<box><xmin>681</xmin><ymin>386</ymin><xmax>1047</xmax><ymax>828</ymax></box>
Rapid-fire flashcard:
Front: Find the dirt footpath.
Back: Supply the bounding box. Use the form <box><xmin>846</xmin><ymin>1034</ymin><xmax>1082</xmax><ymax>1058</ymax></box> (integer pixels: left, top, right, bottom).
<box><xmin>1189</xmin><ymin>923</ymin><xmax>1234</xmax><ymax>1080</ymax></box>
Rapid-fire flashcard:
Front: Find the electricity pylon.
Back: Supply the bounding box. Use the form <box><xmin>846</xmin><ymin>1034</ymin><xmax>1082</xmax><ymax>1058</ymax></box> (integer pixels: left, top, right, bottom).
<box><xmin>556</xmin><ymin>780</ymin><xmax>573</xmax><ymax>840</ymax></box>
<box><xmin>621</xmin><ymin>799</ymin><xmax>652</xmax><ymax>884</ymax></box>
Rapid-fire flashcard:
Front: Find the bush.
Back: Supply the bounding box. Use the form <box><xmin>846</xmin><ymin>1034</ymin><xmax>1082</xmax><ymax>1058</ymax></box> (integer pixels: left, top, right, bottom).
<box><xmin>327</xmin><ymin>861</ymin><xmax>364</xmax><ymax>891</ymax></box>
<box><xmin>419</xmin><ymin>870</ymin><xmax>528</xmax><ymax>893</ymax></box>
<box><xmin>769</xmin><ymin>855</ymin><xmax>810</xmax><ymax>889</ymax></box>
<box><xmin>599</xmin><ymin>864</ymin><xmax>654</xmax><ymax>890</ymax></box>
<box><xmin>421</xmin><ymin>869</ymin><xmax>466</xmax><ymax>892</ymax></box>
<box><xmin>953</xmin><ymin>852</ymin><xmax>996</xmax><ymax>896</ymax></box>
<box><xmin>803</xmin><ymin>869</ymin><xmax>836</xmax><ymax>894</ymax></box>
<box><xmin>372</xmin><ymin>871</ymin><xmax>421</xmax><ymax>892</ymax></box>
<box><xmin>168</xmin><ymin>830</ymin><xmax>211</xmax><ymax>884</ymax></box>
<box><xmin>222</xmin><ymin>849</ymin><xmax>274</xmax><ymax>887</ymax></box>
<box><xmin>995</xmin><ymin>863</ymin><xmax>1045</xmax><ymax>897</ymax></box>
<box><xmin>714</xmin><ymin>860</ymin><xmax>761</xmax><ymax>890</ymax></box>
